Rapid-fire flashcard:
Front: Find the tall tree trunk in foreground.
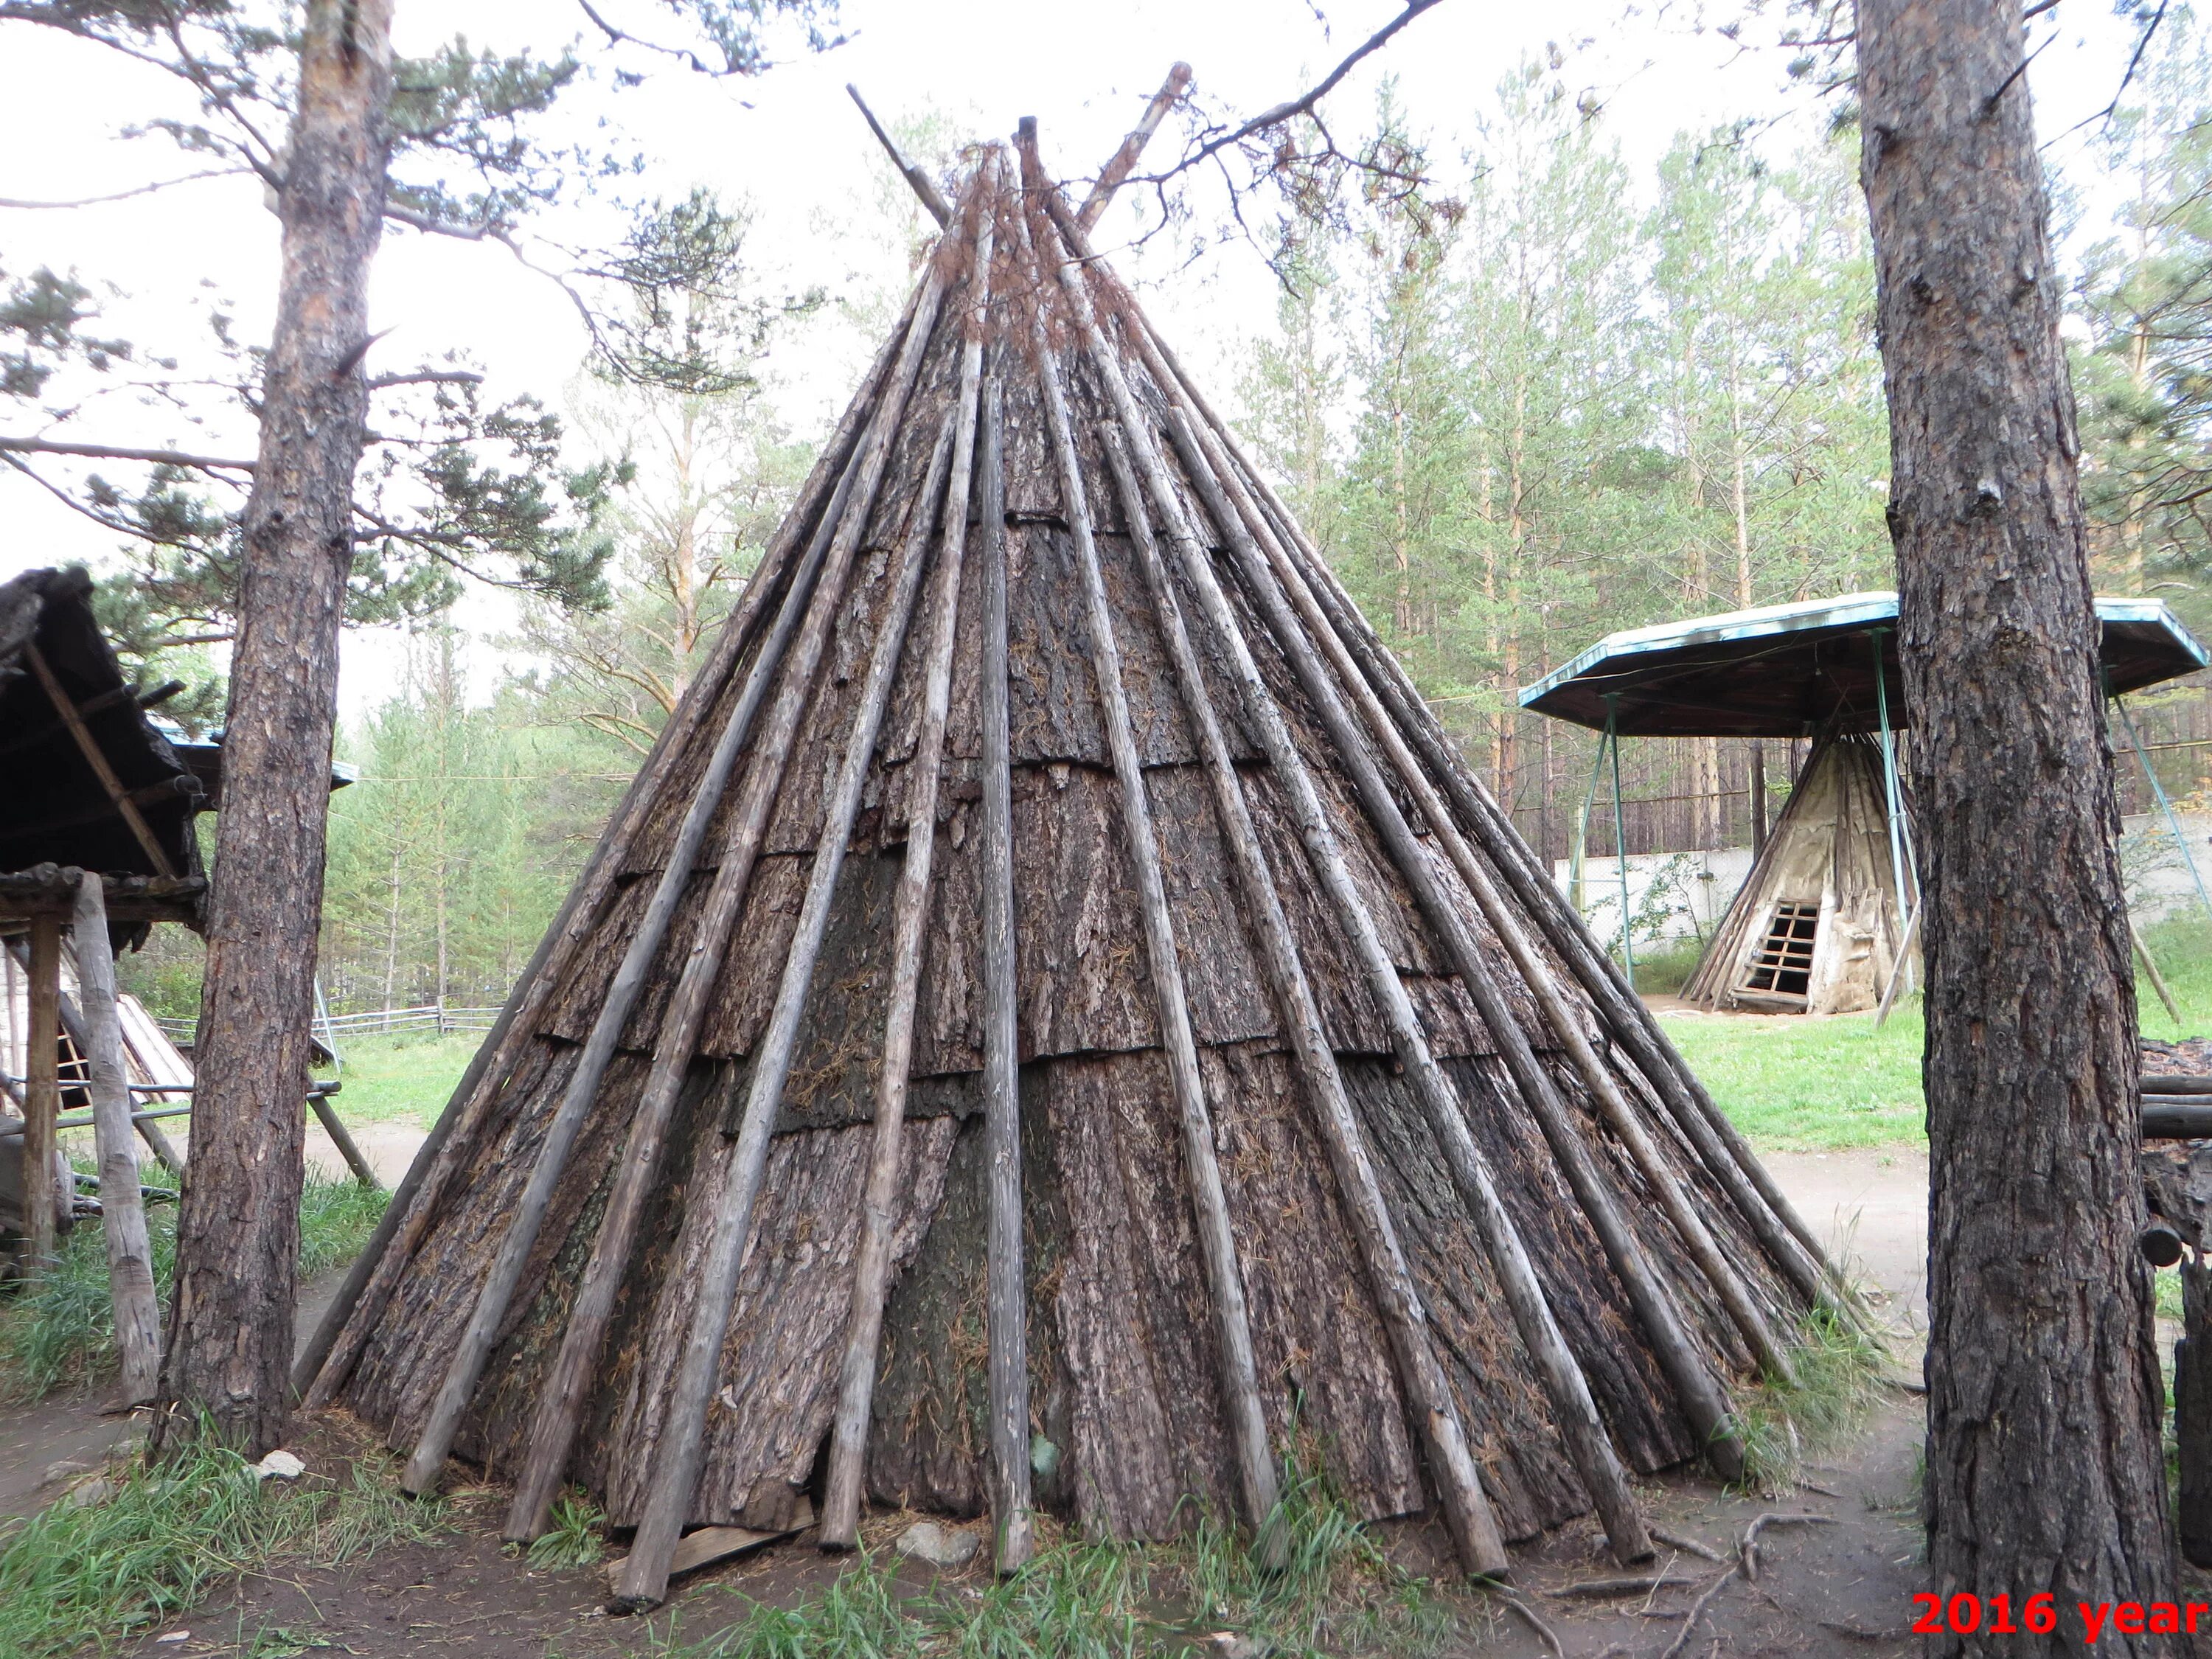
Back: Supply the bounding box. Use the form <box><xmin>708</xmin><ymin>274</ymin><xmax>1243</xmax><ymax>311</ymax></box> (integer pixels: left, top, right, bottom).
<box><xmin>156</xmin><ymin>0</ymin><xmax>395</xmax><ymax>1455</ymax></box>
<box><xmin>1858</xmin><ymin>1</ymin><xmax>2177</xmax><ymax>1646</ymax></box>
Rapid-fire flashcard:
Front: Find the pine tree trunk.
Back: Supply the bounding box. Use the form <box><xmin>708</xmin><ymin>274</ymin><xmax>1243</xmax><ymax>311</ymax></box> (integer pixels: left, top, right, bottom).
<box><xmin>156</xmin><ymin>0</ymin><xmax>394</xmax><ymax>1456</ymax></box>
<box><xmin>1859</xmin><ymin>1</ymin><xmax>2178</xmax><ymax>1644</ymax></box>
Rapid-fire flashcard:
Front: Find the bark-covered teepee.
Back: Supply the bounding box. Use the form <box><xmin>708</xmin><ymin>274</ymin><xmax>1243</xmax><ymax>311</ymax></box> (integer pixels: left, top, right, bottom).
<box><xmin>299</xmin><ymin>130</ymin><xmax>1842</xmax><ymax>1609</ymax></box>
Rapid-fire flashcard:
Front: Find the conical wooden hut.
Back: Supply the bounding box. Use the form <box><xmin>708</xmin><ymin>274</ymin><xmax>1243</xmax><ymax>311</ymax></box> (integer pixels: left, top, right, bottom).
<box><xmin>1681</xmin><ymin>734</ymin><xmax>1911</xmax><ymax>1015</ymax></box>
<box><xmin>300</xmin><ymin>131</ymin><xmax>1844</xmax><ymax>1607</ymax></box>
<box><xmin>1520</xmin><ymin>591</ymin><xmax>2208</xmax><ymax>1018</ymax></box>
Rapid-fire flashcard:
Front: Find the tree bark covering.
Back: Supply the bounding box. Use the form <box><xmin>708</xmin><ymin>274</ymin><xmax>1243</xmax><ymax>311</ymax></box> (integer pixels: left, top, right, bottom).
<box><xmin>1858</xmin><ymin>2</ymin><xmax>2179</xmax><ymax>1644</ymax></box>
<box><xmin>157</xmin><ymin>0</ymin><xmax>395</xmax><ymax>1455</ymax></box>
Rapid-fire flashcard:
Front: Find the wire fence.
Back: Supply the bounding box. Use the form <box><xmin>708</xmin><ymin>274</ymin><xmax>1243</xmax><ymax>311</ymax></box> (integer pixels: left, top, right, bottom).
<box><xmin>153</xmin><ymin>1005</ymin><xmax>502</xmax><ymax>1043</ymax></box>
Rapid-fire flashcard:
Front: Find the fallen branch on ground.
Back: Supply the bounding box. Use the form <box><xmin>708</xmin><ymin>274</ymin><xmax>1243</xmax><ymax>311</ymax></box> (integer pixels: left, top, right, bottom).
<box><xmin>1658</xmin><ymin>1512</ymin><xmax>1834</xmax><ymax>1659</ymax></box>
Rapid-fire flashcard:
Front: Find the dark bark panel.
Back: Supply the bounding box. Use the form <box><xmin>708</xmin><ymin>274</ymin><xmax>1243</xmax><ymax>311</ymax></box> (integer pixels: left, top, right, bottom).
<box><xmin>1198</xmin><ymin>1042</ymin><xmax>1426</xmax><ymax>1522</ymax></box>
<box><xmin>1443</xmin><ymin>1056</ymin><xmax>1700</xmax><ymax>1475</ymax></box>
<box><xmin>1037</xmin><ymin>1049</ymin><xmax>1242</xmax><ymax>1539</ymax></box>
<box><xmin>1008</xmin><ymin>762</ymin><xmax>1158</xmax><ymax>1059</ymax></box>
<box><xmin>863</xmin><ymin>1111</ymin><xmax>993</xmax><ymax>1517</ymax></box>
<box><xmin>1339</xmin><ymin>1057</ymin><xmax>1583</xmax><ymax>1542</ymax></box>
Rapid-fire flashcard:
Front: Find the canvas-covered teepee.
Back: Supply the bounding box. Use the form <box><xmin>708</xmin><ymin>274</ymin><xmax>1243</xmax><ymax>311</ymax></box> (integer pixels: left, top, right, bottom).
<box><xmin>300</xmin><ymin>128</ymin><xmax>1843</xmax><ymax>1607</ymax></box>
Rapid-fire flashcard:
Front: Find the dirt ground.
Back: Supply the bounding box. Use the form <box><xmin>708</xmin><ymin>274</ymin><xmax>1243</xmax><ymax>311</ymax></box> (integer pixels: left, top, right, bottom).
<box><xmin>0</xmin><ymin>1125</ymin><xmax>1958</xmax><ymax>1659</ymax></box>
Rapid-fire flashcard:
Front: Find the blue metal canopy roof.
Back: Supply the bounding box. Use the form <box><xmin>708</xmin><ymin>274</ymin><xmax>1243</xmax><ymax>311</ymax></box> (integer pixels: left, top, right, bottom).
<box><xmin>1517</xmin><ymin>591</ymin><xmax>2208</xmax><ymax>737</ymax></box>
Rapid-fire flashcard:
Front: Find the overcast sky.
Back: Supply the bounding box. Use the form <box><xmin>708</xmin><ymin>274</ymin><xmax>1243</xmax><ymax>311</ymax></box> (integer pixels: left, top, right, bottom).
<box><xmin>0</xmin><ymin>0</ymin><xmax>2149</xmax><ymax>716</ymax></box>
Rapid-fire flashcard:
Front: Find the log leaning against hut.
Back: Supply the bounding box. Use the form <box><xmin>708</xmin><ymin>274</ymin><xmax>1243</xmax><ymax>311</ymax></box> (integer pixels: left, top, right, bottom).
<box><xmin>299</xmin><ymin>116</ymin><xmax>1843</xmax><ymax>1609</ymax></box>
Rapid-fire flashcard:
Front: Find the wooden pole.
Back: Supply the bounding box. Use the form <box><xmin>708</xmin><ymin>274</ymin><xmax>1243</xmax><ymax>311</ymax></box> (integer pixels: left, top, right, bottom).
<box><xmin>1172</xmin><ymin>394</ymin><xmax>1807</xmax><ymax>1380</ymax></box>
<box><xmin>611</xmin><ymin>411</ymin><xmax>959</xmax><ymax>1610</ymax></box>
<box><xmin>307</xmin><ymin>1089</ymin><xmax>380</xmax><ymax>1189</ymax></box>
<box><xmin>846</xmin><ymin>83</ymin><xmax>953</xmax><ymax>228</ymax></box>
<box><xmin>24</xmin><ymin>646</ymin><xmax>176</xmax><ymax>879</ymax></box>
<box><xmin>974</xmin><ymin>369</ymin><xmax>1035</xmax><ymax>1578</ymax></box>
<box><xmin>70</xmin><ymin>872</ymin><xmax>161</xmax><ymax>1405</ymax></box>
<box><xmin>296</xmin><ymin>276</ymin><xmax>928</xmax><ymax>1410</ymax></box>
<box><xmin>1075</xmin><ymin>62</ymin><xmax>1192</xmax><ymax>231</ymax></box>
<box><xmin>1147</xmin><ymin>328</ymin><xmax>1837</xmax><ymax>1312</ymax></box>
<box><xmin>819</xmin><ymin>173</ymin><xmax>998</xmax><ymax>1554</ymax></box>
<box><xmin>23</xmin><ymin>914</ymin><xmax>61</xmax><ymax>1271</ymax></box>
<box><xmin>1022</xmin><ymin>262</ymin><xmax>1280</xmax><ymax>1538</ymax></box>
<box><xmin>408</xmin><ymin>259</ymin><xmax>953</xmax><ymax>1500</ymax></box>
<box><xmin>1014</xmin><ymin>159</ymin><xmax>1512</xmax><ymax>1573</ymax></box>
<box><xmin>2134</xmin><ymin>919</ymin><xmax>2183</xmax><ymax>1026</ymax></box>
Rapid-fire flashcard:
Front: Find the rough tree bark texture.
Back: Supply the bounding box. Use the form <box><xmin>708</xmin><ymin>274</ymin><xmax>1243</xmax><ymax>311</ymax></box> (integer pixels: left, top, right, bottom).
<box><xmin>1858</xmin><ymin>1</ymin><xmax>2179</xmax><ymax>1645</ymax></box>
<box><xmin>157</xmin><ymin>0</ymin><xmax>394</xmax><ymax>1455</ymax></box>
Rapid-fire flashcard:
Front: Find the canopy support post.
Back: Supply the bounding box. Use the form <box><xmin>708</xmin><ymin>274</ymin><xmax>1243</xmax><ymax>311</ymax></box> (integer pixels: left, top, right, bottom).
<box><xmin>1604</xmin><ymin>698</ymin><xmax>1633</xmax><ymax>989</ymax></box>
<box><xmin>1870</xmin><ymin>630</ymin><xmax>1916</xmax><ymax>938</ymax></box>
<box><xmin>2114</xmin><ymin>687</ymin><xmax>2212</xmax><ymax>929</ymax></box>
<box><xmin>1571</xmin><ymin>726</ymin><xmax>1607</xmax><ymax>917</ymax></box>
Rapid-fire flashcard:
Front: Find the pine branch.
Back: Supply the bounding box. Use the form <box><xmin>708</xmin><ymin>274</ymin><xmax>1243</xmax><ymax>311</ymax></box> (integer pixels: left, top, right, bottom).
<box><xmin>1130</xmin><ymin>0</ymin><xmax>1447</xmax><ymax>186</ymax></box>
<box><xmin>0</xmin><ymin>167</ymin><xmax>252</xmax><ymax>209</ymax></box>
<box><xmin>0</xmin><ymin>435</ymin><xmax>256</xmax><ymax>471</ymax></box>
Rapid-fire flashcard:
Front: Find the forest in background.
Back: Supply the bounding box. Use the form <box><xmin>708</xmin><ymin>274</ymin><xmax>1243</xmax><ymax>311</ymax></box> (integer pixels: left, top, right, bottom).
<box><xmin>111</xmin><ymin>27</ymin><xmax>2212</xmax><ymax>1021</ymax></box>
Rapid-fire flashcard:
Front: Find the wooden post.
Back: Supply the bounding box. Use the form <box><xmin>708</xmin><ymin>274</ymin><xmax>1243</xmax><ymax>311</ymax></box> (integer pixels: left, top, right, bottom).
<box><xmin>1026</xmin><ymin>302</ymin><xmax>1281</xmax><ymax>1532</ymax></box>
<box><xmin>976</xmin><ymin>372</ymin><xmax>1036</xmax><ymax>1577</ymax></box>
<box><xmin>400</xmin><ymin>264</ymin><xmax>953</xmax><ymax>1501</ymax></box>
<box><xmin>307</xmin><ymin>1089</ymin><xmax>380</xmax><ymax>1188</ymax></box>
<box><xmin>819</xmin><ymin>175</ymin><xmax>998</xmax><ymax>1554</ymax></box>
<box><xmin>25</xmin><ymin>646</ymin><xmax>177</xmax><ymax>879</ymax></box>
<box><xmin>1075</xmin><ymin>62</ymin><xmax>1192</xmax><ymax>230</ymax></box>
<box><xmin>1749</xmin><ymin>742</ymin><xmax>1767</xmax><ymax>858</ymax></box>
<box><xmin>23</xmin><ymin>915</ymin><xmax>62</xmax><ymax>1272</ymax></box>
<box><xmin>294</xmin><ymin>276</ymin><xmax>928</xmax><ymax>1411</ymax></box>
<box><xmin>1162</xmin><ymin>341</ymin><xmax>1838</xmax><ymax>1315</ymax></box>
<box><xmin>71</xmin><ymin>872</ymin><xmax>161</xmax><ymax>1405</ymax></box>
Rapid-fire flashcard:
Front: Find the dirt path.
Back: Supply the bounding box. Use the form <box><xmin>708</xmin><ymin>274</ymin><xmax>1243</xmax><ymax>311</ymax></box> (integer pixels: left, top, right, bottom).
<box><xmin>0</xmin><ymin>1138</ymin><xmax>1943</xmax><ymax>1658</ymax></box>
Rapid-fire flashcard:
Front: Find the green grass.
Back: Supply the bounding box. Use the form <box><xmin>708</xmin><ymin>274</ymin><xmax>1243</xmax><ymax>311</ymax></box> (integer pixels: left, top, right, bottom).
<box><xmin>316</xmin><ymin>1032</ymin><xmax>479</xmax><ymax>1130</ymax></box>
<box><xmin>2134</xmin><ymin>913</ymin><xmax>2212</xmax><ymax>1041</ymax></box>
<box><xmin>525</xmin><ymin>1492</ymin><xmax>608</xmax><ymax>1572</ymax></box>
<box><xmin>1733</xmin><ymin>1305</ymin><xmax>1889</xmax><ymax>1494</ymax></box>
<box><xmin>0</xmin><ymin>1433</ymin><xmax>449</xmax><ymax>1659</ymax></box>
<box><xmin>0</xmin><ymin>1172</ymin><xmax>386</xmax><ymax>1402</ymax></box>
<box><xmin>1649</xmin><ymin>915</ymin><xmax>2212</xmax><ymax>1151</ymax></box>
<box><xmin>1660</xmin><ymin>1002</ymin><xmax>1927</xmax><ymax>1151</ymax></box>
<box><xmin>1623</xmin><ymin>934</ymin><xmax>1708</xmax><ymax>998</ymax></box>
<box><xmin>678</xmin><ymin>1455</ymin><xmax>1453</xmax><ymax>1659</ymax></box>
